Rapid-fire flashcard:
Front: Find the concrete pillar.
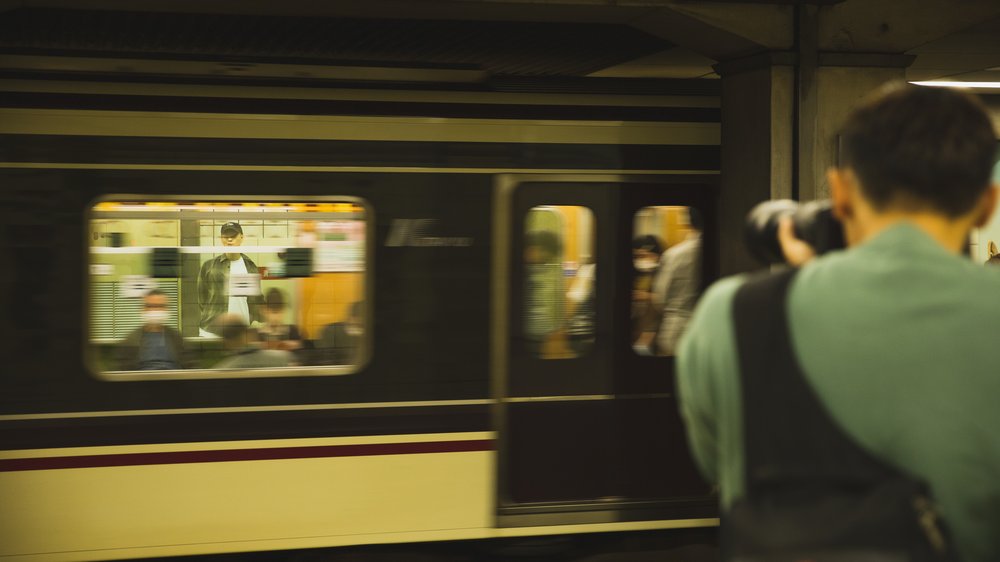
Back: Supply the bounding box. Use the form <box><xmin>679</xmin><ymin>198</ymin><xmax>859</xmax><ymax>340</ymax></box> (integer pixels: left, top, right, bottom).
<box><xmin>807</xmin><ymin>56</ymin><xmax>912</xmax><ymax>200</ymax></box>
<box><xmin>713</xmin><ymin>52</ymin><xmax>912</xmax><ymax>276</ymax></box>
<box><xmin>714</xmin><ymin>53</ymin><xmax>795</xmax><ymax>276</ymax></box>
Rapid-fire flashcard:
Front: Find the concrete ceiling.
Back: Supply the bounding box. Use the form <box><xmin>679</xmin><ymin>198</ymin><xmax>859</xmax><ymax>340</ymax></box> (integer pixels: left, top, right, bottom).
<box><xmin>0</xmin><ymin>0</ymin><xmax>997</xmax><ymax>85</ymax></box>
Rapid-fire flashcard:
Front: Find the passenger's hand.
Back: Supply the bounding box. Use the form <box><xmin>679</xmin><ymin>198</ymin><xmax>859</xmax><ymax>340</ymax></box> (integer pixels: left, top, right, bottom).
<box><xmin>778</xmin><ymin>216</ymin><xmax>816</xmax><ymax>267</ymax></box>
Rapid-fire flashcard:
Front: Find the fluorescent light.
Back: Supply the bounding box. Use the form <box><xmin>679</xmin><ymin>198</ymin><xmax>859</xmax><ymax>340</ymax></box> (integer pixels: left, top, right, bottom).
<box><xmin>910</xmin><ymin>81</ymin><xmax>1000</xmax><ymax>89</ymax></box>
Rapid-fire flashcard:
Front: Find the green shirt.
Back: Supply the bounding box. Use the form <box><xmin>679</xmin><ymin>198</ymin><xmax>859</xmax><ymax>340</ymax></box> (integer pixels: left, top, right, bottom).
<box><xmin>677</xmin><ymin>223</ymin><xmax>1000</xmax><ymax>562</ymax></box>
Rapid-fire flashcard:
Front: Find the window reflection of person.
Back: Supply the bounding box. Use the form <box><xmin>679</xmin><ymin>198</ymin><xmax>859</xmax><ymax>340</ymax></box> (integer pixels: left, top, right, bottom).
<box><xmin>651</xmin><ymin>208</ymin><xmax>702</xmax><ymax>356</ymax></box>
<box><xmin>198</xmin><ymin>222</ymin><xmax>263</xmax><ymax>336</ymax></box>
<box><xmin>116</xmin><ymin>289</ymin><xmax>189</xmax><ymax>371</ymax></box>
<box><xmin>524</xmin><ymin>230</ymin><xmax>564</xmax><ymax>357</ymax></box>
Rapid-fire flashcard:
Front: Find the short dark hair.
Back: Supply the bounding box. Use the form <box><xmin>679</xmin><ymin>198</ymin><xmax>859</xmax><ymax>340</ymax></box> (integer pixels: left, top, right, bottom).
<box><xmin>838</xmin><ymin>83</ymin><xmax>997</xmax><ymax>217</ymax></box>
<box><xmin>145</xmin><ymin>288</ymin><xmax>165</xmax><ymax>299</ymax></box>
<box><xmin>632</xmin><ymin>234</ymin><xmax>663</xmax><ymax>255</ymax></box>
<box><xmin>217</xmin><ymin>314</ymin><xmax>249</xmax><ymax>344</ymax></box>
<box><xmin>265</xmin><ymin>287</ymin><xmax>285</xmax><ymax>312</ymax></box>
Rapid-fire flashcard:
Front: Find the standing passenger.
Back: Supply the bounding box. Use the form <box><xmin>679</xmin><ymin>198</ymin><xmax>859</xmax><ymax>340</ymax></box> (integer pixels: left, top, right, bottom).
<box><xmin>651</xmin><ymin>209</ymin><xmax>702</xmax><ymax>356</ymax></box>
<box><xmin>198</xmin><ymin>222</ymin><xmax>263</xmax><ymax>336</ymax></box>
<box><xmin>676</xmin><ymin>84</ymin><xmax>1000</xmax><ymax>561</ymax></box>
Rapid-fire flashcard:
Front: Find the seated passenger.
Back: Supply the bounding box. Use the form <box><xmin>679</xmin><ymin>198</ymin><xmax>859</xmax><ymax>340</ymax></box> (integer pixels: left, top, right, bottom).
<box><xmin>258</xmin><ymin>287</ymin><xmax>305</xmax><ymax>353</ymax></box>
<box><xmin>316</xmin><ymin>302</ymin><xmax>363</xmax><ymax>365</ymax></box>
<box><xmin>116</xmin><ymin>289</ymin><xmax>190</xmax><ymax>371</ymax></box>
<box><xmin>213</xmin><ymin>313</ymin><xmax>294</xmax><ymax>369</ymax></box>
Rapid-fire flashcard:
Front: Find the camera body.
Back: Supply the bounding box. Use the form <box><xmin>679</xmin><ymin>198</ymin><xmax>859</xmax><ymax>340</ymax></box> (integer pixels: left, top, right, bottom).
<box><xmin>744</xmin><ymin>199</ymin><xmax>845</xmax><ymax>265</ymax></box>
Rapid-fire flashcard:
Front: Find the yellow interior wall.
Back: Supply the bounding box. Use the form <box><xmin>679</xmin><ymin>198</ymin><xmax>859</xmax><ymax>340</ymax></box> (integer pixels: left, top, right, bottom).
<box><xmin>300</xmin><ymin>273</ymin><xmax>364</xmax><ymax>339</ymax></box>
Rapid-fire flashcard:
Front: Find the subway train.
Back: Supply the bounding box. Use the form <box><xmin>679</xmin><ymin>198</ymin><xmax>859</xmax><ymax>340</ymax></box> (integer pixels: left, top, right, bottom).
<box><xmin>0</xmin><ymin>76</ymin><xmax>721</xmax><ymax>560</ymax></box>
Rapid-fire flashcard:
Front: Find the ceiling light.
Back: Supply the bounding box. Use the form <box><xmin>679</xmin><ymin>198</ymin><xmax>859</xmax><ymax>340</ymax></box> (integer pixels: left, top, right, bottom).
<box><xmin>910</xmin><ymin>81</ymin><xmax>1000</xmax><ymax>89</ymax></box>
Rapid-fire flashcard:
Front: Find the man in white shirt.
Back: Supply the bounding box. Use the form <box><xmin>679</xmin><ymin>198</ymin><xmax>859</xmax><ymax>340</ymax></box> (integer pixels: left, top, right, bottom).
<box><xmin>198</xmin><ymin>222</ymin><xmax>263</xmax><ymax>336</ymax></box>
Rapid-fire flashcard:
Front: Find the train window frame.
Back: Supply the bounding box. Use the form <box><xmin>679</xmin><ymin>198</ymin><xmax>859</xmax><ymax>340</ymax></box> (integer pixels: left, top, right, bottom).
<box><xmin>83</xmin><ymin>194</ymin><xmax>373</xmax><ymax>382</ymax></box>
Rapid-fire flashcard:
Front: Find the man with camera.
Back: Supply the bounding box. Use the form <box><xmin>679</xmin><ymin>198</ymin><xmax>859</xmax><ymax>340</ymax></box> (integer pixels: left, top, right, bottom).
<box><xmin>676</xmin><ymin>83</ymin><xmax>999</xmax><ymax>561</ymax></box>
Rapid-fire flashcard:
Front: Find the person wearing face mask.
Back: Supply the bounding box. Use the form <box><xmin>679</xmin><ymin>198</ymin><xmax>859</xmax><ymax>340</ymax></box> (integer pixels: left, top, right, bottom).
<box><xmin>631</xmin><ymin>234</ymin><xmax>664</xmax><ymax>355</ymax></box>
<box><xmin>116</xmin><ymin>288</ymin><xmax>189</xmax><ymax>371</ymax></box>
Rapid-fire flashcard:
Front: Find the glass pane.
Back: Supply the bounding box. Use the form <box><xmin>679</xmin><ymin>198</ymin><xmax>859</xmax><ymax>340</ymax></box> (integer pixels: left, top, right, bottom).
<box><xmin>631</xmin><ymin>206</ymin><xmax>702</xmax><ymax>357</ymax></box>
<box><xmin>524</xmin><ymin>205</ymin><xmax>595</xmax><ymax>359</ymax></box>
<box><xmin>88</xmin><ymin>199</ymin><xmax>367</xmax><ymax>377</ymax></box>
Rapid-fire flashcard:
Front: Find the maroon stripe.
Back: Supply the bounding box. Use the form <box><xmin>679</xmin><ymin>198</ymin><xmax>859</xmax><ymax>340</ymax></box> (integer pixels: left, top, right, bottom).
<box><xmin>0</xmin><ymin>439</ymin><xmax>495</xmax><ymax>472</ymax></box>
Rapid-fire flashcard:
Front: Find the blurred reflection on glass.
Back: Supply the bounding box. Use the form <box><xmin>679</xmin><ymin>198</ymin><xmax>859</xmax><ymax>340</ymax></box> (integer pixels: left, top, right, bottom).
<box><xmin>88</xmin><ymin>199</ymin><xmax>367</xmax><ymax>377</ymax></box>
<box><xmin>524</xmin><ymin>206</ymin><xmax>595</xmax><ymax>359</ymax></box>
<box><xmin>631</xmin><ymin>206</ymin><xmax>702</xmax><ymax>356</ymax></box>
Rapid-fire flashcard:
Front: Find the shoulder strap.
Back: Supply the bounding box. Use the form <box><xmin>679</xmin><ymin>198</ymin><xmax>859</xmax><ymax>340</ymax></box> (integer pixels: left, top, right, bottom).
<box><xmin>732</xmin><ymin>268</ymin><xmax>894</xmax><ymax>499</ymax></box>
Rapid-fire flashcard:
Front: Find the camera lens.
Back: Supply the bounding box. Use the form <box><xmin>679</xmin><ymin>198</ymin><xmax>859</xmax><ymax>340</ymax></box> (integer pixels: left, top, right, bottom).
<box><xmin>744</xmin><ymin>200</ymin><xmax>798</xmax><ymax>265</ymax></box>
<box><xmin>744</xmin><ymin>199</ymin><xmax>845</xmax><ymax>266</ymax></box>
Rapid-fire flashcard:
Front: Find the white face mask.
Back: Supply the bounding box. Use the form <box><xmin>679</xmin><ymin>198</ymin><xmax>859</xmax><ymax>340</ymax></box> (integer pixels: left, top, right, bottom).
<box><xmin>144</xmin><ymin>310</ymin><xmax>169</xmax><ymax>325</ymax></box>
<box><xmin>634</xmin><ymin>259</ymin><xmax>658</xmax><ymax>272</ymax></box>
<box><xmin>345</xmin><ymin>324</ymin><xmax>363</xmax><ymax>337</ymax></box>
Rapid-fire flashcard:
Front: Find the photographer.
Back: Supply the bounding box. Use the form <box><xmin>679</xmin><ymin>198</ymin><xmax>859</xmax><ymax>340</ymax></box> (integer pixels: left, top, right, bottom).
<box><xmin>676</xmin><ymin>84</ymin><xmax>1000</xmax><ymax>561</ymax></box>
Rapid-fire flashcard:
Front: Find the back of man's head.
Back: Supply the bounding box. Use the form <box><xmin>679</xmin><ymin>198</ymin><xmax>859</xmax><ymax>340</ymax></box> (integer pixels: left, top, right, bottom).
<box><xmin>839</xmin><ymin>83</ymin><xmax>997</xmax><ymax>217</ymax></box>
<box><xmin>216</xmin><ymin>313</ymin><xmax>249</xmax><ymax>348</ymax></box>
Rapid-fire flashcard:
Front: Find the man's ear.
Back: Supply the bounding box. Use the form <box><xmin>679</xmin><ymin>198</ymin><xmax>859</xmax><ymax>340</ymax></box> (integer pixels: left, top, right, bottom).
<box><xmin>972</xmin><ymin>184</ymin><xmax>998</xmax><ymax>228</ymax></box>
<box><xmin>827</xmin><ymin>167</ymin><xmax>855</xmax><ymax>222</ymax></box>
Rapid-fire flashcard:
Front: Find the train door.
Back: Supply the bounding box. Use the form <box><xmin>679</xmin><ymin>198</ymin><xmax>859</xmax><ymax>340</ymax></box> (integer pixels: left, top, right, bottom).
<box><xmin>492</xmin><ymin>174</ymin><xmax>717</xmax><ymax>528</ymax></box>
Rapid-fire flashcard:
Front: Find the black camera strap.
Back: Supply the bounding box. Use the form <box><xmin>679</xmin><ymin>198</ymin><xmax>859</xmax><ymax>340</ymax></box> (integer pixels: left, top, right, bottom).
<box><xmin>726</xmin><ymin>268</ymin><xmax>957</xmax><ymax>560</ymax></box>
<box><xmin>733</xmin><ymin>268</ymin><xmax>892</xmax><ymax>487</ymax></box>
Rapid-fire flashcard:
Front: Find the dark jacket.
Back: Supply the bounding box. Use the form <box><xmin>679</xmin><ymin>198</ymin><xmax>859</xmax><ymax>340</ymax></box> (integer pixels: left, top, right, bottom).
<box><xmin>116</xmin><ymin>325</ymin><xmax>191</xmax><ymax>371</ymax></box>
<box><xmin>198</xmin><ymin>253</ymin><xmax>263</xmax><ymax>331</ymax></box>
<box><xmin>315</xmin><ymin>322</ymin><xmax>362</xmax><ymax>365</ymax></box>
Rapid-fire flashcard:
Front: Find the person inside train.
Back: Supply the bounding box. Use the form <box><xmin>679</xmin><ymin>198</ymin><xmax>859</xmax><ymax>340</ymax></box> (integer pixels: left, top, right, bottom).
<box><xmin>986</xmin><ymin>240</ymin><xmax>1000</xmax><ymax>265</ymax></box>
<box><xmin>212</xmin><ymin>313</ymin><xmax>294</xmax><ymax>369</ymax></box>
<box><xmin>115</xmin><ymin>288</ymin><xmax>190</xmax><ymax>371</ymax></box>
<box><xmin>565</xmin><ymin>256</ymin><xmax>596</xmax><ymax>355</ymax></box>
<box><xmin>315</xmin><ymin>301</ymin><xmax>363</xmax><ymax>365</ymax></box>
<box><xmin>258</xmin><ymin>287</ymin><xmax>305</xmax><ymax>354</ymax></box>
<box><xmin>630</xmin><ymin>234</ymin><xmax>664</xmax><ymax>355</ymax></box>
<box><xmin>523</xmin><ymin>230</ymin><xmax>564</xmax><ymax>357</ymax></box>
<box><xmin>677</xmin><ymin>83</ymin><xmax>1000</xmax><ymax>561</ymax></box>
<box><xmin>651</xmin><ymin>208</ymin><xmax>702</xmax><ymax>356</ymax></box>
<box><xmin>198</xmin><ymin>221</ymin><xmax>263</xmax><ymax>337</ymax></box>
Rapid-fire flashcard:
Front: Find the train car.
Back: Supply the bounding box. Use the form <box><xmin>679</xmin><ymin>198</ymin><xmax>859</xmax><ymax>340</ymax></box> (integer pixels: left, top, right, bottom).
<box><xmin>0</xmin><ymin>76</ymin><xmax>721</xmax><ymax>560</ymax></box>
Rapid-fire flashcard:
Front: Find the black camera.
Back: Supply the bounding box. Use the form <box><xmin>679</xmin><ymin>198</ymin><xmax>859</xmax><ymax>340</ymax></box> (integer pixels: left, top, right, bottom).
<box><xmin>744</xmin><ymin>199</ymin><xmax>845</xmax><ymax>265</ymax></box>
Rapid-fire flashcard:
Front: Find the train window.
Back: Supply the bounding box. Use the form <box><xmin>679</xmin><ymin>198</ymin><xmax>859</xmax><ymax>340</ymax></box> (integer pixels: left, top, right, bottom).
<box><xmin>631</xmin><ymin>206</ymin><xmax>703</xmax><ymax>357</ymax></box>
<box><xmin>524</xmin><ymin>205</ymin><xmax>595</xmax><ymax>359</ymax></box>
<box><xmin>87</xmin><ymin>198</ymin><xmax>368</xmax><ymax>379</ymax></box>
